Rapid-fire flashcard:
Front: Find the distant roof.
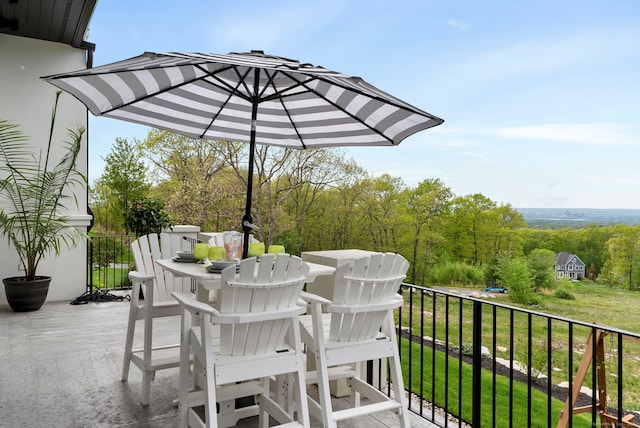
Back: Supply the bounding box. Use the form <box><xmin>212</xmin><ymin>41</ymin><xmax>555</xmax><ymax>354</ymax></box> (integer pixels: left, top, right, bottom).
<box><xmin>0</xmin><ymin>0</ymin><xmax>97</xmax><ymax>49</ymax></box>
<box><xmin>555</xmin><ymin>251</ymin><xmax>572</xmax><ymax>265</ymax></box>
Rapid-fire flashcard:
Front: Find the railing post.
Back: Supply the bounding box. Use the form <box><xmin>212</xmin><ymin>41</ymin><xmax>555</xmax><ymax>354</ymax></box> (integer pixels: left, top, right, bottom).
<box><xmin>88</xmin><ymin>238</ymin><xmax>94</xmax><ymax>292</ymax></box>
<box><xmin>472</xmin><ymin>300</ymin><xmax>482</xmax><ymax>427</ymax></box>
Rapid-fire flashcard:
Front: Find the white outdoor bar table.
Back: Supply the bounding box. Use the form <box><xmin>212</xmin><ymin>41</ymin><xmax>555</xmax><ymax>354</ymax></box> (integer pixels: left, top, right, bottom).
<box><xmin>155</xmin><ymin>258</ymin><xmax>335</xmax><ymax>303</ymax></box>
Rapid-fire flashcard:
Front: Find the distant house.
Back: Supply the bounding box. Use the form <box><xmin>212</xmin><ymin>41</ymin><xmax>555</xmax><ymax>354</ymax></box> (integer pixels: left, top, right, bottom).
<box><xmin>555</xmin><ymin>252</ymin><xmax>585</xmax><ymax>280</ymax></box>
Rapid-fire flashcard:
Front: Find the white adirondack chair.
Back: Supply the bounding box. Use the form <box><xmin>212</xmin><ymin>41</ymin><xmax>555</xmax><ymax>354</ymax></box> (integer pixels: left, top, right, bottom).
<box><xmin>172</xmin><ymin>254</ymin><xmax>311</xmax><ymax>428</ymax></box>
<box><xmin>122</xmin><ymin>232</ymin><xmax>194</xmax><ymax>405</ymax></box>
<box><xmin>299</xmin><ymin>252</ymin><xmax>411</xmax><ymax>428</ymax></box>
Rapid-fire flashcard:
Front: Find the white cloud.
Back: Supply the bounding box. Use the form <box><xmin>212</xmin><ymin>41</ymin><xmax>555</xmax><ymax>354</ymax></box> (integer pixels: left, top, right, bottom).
<box><xmin>491</xmin><ymin>123</ymin><xmax>640</xmax><ymax>146</ymax></box>
<box><xmin>208</xmin><ymin>2</ymin><xmax>344</xmax><ymax>50</ymax></box>
<box><xmin>435</xmin><ymin>123</ymin><xmax>640</xmax><ymax>146</ymax></box>
<box><xmin>460</xmin><ymin>151</ymin><xmax>489</xmax><ymax>162</ymax></box>
<box><xmin>440</xmin><ymin>30</ymin><xmax>640</xmax><ymax>92</ymax></box>
<box><xmin>444</xmin><ymin>19</ymin><xmax>469</xmax><ymax>31</ymax></box>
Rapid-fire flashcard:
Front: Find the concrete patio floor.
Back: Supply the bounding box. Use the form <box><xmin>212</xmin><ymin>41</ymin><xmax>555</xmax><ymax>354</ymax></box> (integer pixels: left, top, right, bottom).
<box><xmin>0</xmin><ymin>298</ymin><xmax>438</xmax><ymax>427</ymax></box>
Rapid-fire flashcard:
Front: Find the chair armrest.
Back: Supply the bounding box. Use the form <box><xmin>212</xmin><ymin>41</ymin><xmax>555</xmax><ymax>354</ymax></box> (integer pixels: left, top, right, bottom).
<box><xmin>300</xmin><ymin>291</ymin><xmax>331</xmax><ymax>305</ymax></box>
<box><xmin>326</xmin><ymin>295</ymin><xmax>404</xmax><ymax>314</ymax></box>
<box><xmin>343</xmin><ymin>274</ymin><xmax>406</xmax><ymax>283</ymax></box>
<box><xmin>128</xmin><ymin>271</ymin><xmax>155</xmax><ymax>282</ymax></box>
<box><xmin>171</xmin><ymin>291</ymin><xmax>219</xmax><ymax>316</ymax></box>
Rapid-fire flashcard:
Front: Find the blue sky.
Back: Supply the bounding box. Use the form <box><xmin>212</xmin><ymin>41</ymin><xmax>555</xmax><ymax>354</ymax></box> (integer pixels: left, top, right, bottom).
<box><xmin>85</xmin><ymin>0</ymin><xmax>640</xmax><ymax>209</ymax></box>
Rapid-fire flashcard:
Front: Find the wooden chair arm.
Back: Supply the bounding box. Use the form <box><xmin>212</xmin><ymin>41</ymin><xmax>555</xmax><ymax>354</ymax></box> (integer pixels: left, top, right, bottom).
<box><xmin>128</xmin><ymin>271</ymin><xmax>155</xmax><ymax>282</ymax></box>
<box><xmin>326</xmin><ymin>295</ymin><xmax>404</xmax><ymax>314</ymax></box>
<box><xmin>343</xmin><ymin>274</ymin><xmax>406</xmax><ymax>283</ymax></box>
<box><xmin>171</xmin><ymin>291</ymin><xmax>219</xmax><ymax>316</ymax></box>
<box><xmin>300</xmin><ymin>291</ymin><xmax>332</xmax><ymax>305</ymax></box>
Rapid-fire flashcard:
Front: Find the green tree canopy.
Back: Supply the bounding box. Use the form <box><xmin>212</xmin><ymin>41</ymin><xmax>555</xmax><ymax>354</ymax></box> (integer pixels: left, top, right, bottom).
<box><xmin>93</xmin><ymin>137</ymin><xmax>149</xmax><ymax>232</ymax></box>
<box><xmin>527</xmin><ymin>248</ymin><xmax>557</xmax><ymax>289</ymax></box>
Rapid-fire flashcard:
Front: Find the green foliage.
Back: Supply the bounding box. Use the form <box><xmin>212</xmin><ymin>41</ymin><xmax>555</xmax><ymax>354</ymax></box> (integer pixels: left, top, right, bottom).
<box><xmin>554</xmin><ymin>288</ymin><xmax>576</xmax><ymax>300</ymax></box>
<box><xmin>93</xmin><ymin>137</ymin><xmax>149</xmax><ymax>232</ymax></box>
<box><xmin>527</xmin><ymin>248</ymin><xmax>557</xmax><ymax>289</ymax></box>
<box><xmin>606</xmin><ymin>225</ymin><xmax>640</xmax><ymax>290</ymax></box>
<box><xmin>513</xmin><ymin>338</ymin><xmax>549</xmax><ymax>381</ymax></box>
<box><xmin>404</xmin><ymin>178</ymin><xmax>452</xmax><ymax>284</ymax></box>
<box><xmin>0</xmin><ymin>92</ymin><xmax>88</xmax><ymax>280</ymax></box>
<box><xmin>459</xmin><ymin>342</ymin><xmax>474</xmax><ymax>357</ymax></box>
<box><xmin>427</xmin><ymin>261</ymin><xmax>487</xmax><ymax>286</ymax></box>
<box><xmin>124</xmin><ymin>197</ymin><xmax>173</xmax><ymax>237</ymax></box>
<box><xmin>444</xmin><ymin>194</ymin><xmax>525</xmax><ymax>266</ymax></box>
<box><xmin>494</xmin><ymin>255</ymin><xmax>538</xmax><ymax>305</ymax></box>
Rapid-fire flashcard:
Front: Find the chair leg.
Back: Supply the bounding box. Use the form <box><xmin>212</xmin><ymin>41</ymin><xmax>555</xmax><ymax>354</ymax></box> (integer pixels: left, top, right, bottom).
<box><xmin>177</xmin><ymin>308</ymin><xmax>192</xmax><ymax>428</ymax></box>
<box><xmin>352</xmin><ymin>361</ymin><xmax>361</xmax><ymax>408</ymax></box>
<box><xmin>140</xmin><ymin>285</ymin><xmax>155</xmax><ymax>405</ymax></box>
<box><xmin>121</xmin><ymin>287</ymin><xmax>140</xmax><ymax>382</ymax></box>
<box><xmin>387</xmin><ymin>354</ymin><xmax>409</xmax><ymax>428</ymax></box>
<box><xmin>293</xmin><ymin>365</ymin><xmax>310</xmax><ymax>427</ymax></box>
<box><xmin>385</xmin><ymin>316</ymin><xmax>410</xmax><ymax>428</ymax></box>
<box><xmin>201</xmin><ymin>321</ymin><xmax>218</xmax><ymax>428</ymax></box>
<box><xmin>310</xmin><ymin>304</ymin><xmax>336</xmax><ymax>428</ymax></box>
<box><xmin>121</xmin><ymin>306</ymin><xmax>136</xmax><ymax>381</ymax></box>
<box><xmin>258</xmin><ymin>377</ymin><xmax>270</xmax><ymax>428</ymax></box>
<box><xmin>141</xmin><ymin>371</ymin><xmax>152</xmax><ymax>406</ymax></box>
<box><xmin>140</xmin><ymin>310</ymin><xmax>154</xmax><ymax>405</ymax></box>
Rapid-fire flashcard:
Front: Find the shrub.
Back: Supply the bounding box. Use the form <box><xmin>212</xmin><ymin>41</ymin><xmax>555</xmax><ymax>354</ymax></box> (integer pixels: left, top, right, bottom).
<box><xmin>554</xmin><ymin>288</ymin><xmax>575</xmax><ymax>300</ymax></box>
<box><xmin>494</xmin><ymin>255</ymin><xmax>536</xmax><ymax>305</ymax></box>
<box><xmin>125</xmin><ymin>197</ymin><xmax>173</xmax><ymax>237</ymax></box>
<box><xmin>527</xmin><ymin>248</ymin><xmax>557</xmax><ymax>290</ymax></box>
<box><xmin>427</xmin><ymin>261</ymin><xmax>486</xmax><ymax>286</ymax></box>
<box><xmin>460</xmin><ymin>342</ymin><xmax>474</xmax><ymax>357</ymax></box>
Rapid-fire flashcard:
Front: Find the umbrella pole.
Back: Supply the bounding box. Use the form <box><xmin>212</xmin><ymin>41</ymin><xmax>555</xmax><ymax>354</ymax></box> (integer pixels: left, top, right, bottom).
<box><xmin>242</xmin><ymin>71</ymin><xmax>260</xmax><ymax>258</ymax></box>
<box><xmin>242</xmin><ymin>139</ymin><xmax>255</xmax><ymax>258</ymax></box>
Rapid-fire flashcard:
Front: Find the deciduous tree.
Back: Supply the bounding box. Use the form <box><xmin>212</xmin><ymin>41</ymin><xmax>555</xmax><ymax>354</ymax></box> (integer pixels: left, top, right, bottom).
<box><xmin>94</xmin><ymin>137</ymin><xmax>149</xmax><ymax>231</ymax></box>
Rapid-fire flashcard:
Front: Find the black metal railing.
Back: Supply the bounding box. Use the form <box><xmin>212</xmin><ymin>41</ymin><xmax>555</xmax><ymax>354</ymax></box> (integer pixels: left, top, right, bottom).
<box><xmin>87</xmin><ymin>234</ymin><xmax>200</xmax><ymax>291</ymax></box>
<box><xmin>398</xmin><ymin>283</ymin><xmax>640</xmax><ymax>428</ymax></box>
<box><xmin>87</xmin><ymin>234</ymin><xmax>134</xmax><ymax>291</ymax></box>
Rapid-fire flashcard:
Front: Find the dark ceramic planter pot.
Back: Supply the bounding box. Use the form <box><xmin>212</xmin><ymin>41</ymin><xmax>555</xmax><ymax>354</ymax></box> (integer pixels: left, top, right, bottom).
<box><xmin>3</xmin><ymin>276</ymin><xmax>51</xmax><ymax>312</ymax></box>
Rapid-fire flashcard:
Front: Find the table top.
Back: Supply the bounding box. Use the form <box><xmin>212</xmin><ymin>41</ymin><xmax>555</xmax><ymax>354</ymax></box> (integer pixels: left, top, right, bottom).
<box><xmin>156</xmin><ymin>258</ymin><xmax>335</xmax><ymax>282</ymax></box>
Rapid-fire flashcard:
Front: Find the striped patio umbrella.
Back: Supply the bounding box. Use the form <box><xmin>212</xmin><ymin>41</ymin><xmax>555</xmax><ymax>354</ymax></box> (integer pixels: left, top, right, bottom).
<box><xmin>43</xmin><ymin>50</ymin><xmax>444</xmax><ymax>256</ymax></box>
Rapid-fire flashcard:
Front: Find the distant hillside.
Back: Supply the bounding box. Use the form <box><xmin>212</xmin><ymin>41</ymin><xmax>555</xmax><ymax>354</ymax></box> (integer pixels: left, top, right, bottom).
<box><xmin>516</xmin><ymin>208</ymin><xmax>640</xmax><ymax>228</ymax></box>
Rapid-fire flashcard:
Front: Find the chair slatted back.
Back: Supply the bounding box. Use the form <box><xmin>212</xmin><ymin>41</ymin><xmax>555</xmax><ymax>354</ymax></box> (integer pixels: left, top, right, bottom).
<box><xmin>328</xmin><ymin>253</ymin><xmax>409</xmax><ymax>342</ymax></box>
<box><xmin>130</xmin><ymin>233</ymin><xmax>192</xmax><ymax>303</ymax></box>
<box><xmin>217</xmin><ymin>254</ymin><xmax>309</xmax><ymax>356</ymax></box>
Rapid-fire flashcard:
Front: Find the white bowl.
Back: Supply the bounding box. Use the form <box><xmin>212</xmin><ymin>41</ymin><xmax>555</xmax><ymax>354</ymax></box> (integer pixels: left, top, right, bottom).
<box><xmin>209</xmin><ymin>261</ymin><xmax>237</xmax><ymax>270</ymax></box>
<box><xmin>176</xmin><ymin>251</ymin><xmax>197</xmax><ymax>260</ymax></box>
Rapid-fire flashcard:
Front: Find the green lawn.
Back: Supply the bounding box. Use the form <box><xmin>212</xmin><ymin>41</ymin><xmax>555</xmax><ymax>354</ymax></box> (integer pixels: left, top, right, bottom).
<box><xmin>90</xmin><ymin>267</ymin><xmax>131</xmax><ymax>290</ymax></box>
<box><xmin>400</xmin><ymin>337</ymin><xmax>595</xmax><ymax>428</ymax></box>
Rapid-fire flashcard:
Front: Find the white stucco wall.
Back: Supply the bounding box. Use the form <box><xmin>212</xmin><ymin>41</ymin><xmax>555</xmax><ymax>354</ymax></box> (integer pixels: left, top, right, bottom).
<box><xmin>0</xmin><ymin>34</ymin><xmax>91</xmax><ymax>305</ymax></box>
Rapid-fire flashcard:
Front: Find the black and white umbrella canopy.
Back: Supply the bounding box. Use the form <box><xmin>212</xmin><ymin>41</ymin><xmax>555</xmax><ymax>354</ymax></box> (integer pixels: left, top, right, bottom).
<box><xmin>43</xmin><ymin>50</ymin><xmax>444</xmax><ymax>255</ymax></box>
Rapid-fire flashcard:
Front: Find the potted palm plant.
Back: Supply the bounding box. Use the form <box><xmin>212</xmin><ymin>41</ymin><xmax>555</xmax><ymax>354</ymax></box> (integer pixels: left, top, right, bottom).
<box><xmin>0</xmin><ymin>91</ymin><xmax>88</xmax><ymax>312</ymax></box>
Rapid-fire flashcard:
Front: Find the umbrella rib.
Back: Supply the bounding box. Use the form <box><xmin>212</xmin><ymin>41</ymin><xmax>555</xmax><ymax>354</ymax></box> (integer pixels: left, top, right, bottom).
<box><xmin>276</xmin><ymin>72</ymin><xmax>396</xmax><ymax>145</ymax></box>
<box><xmin>193</xmin><ymin>63</ymin><xmax>253</xmax><ymax>103</ymax></box>
<box><xmin>95</xmin><ymin>64</ymin><xmax>242</xmax><ymax>116</ymax></box>
<box><xmin>103</xmin><ymin>62</ymin><xmax>254</xmax><ymax>117</ymax></box>
<box><xmin>263</xmin><ymin>74</ymin><xmax>308</xmax><ymax>149</ymax></box>
<box><xmin>194</xmin><ymin>64</ymin><xmax>256</xmax><ymax>138</ymax></box>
